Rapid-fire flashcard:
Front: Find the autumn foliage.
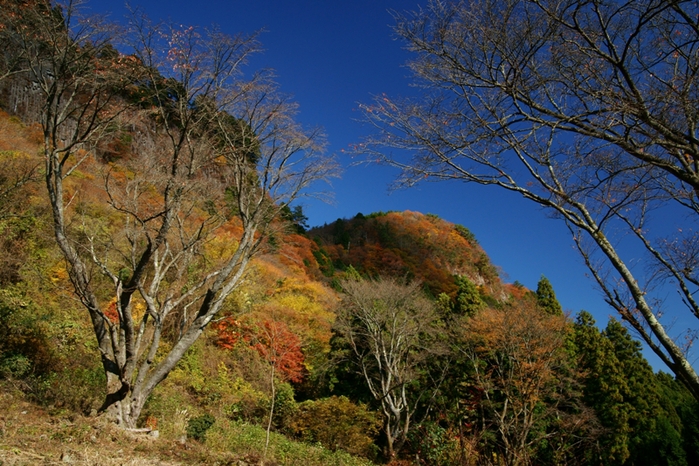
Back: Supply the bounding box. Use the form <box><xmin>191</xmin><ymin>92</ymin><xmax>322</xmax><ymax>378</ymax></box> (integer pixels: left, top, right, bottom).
<box><xmin>2</xmin><ymin>2</ymin><xmax>698</xmax><ymax>464</ymax></box>
<box><xmin>215</xmin><ymin>317</ymin><xmax>305</xmax><ymax>383</ymax></box>
<box><xmin>310</xmin><ymin>211</ymin><xmax>501</xmax><ymax>298</ymax></box>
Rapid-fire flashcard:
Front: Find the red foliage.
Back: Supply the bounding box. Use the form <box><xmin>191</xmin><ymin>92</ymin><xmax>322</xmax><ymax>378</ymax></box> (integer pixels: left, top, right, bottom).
<box><xmin>253</xmin><ymin>320</ymin><xmax>305</xmax><ymax>383</ymax></box>
<box><xmin>104</xmin><ymin>300</ymin><xmax>119</xmax><ymax>323</ymax></box>
<box><xmin>214</xmin><ymin>317</ymin><xmax>305</xmax><ymax>383</ymax></box>
<box><xmin>213</xmin><ymin>318</ymin><xmax>242</xmax><ymax>350</ymax></box>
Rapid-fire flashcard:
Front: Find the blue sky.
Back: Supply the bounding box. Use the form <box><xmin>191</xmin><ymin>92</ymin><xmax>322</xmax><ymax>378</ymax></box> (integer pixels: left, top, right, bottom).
<box><xmin>86</xmin><ymin>0</ymin><xmax>676</xmax><ymax>368</ymax></box>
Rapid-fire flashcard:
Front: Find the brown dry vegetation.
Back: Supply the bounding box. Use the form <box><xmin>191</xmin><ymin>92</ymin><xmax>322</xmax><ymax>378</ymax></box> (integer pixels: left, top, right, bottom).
<box><xmin>0</xmin><ymin>384</ymin><xmax>201</xmax><ymax>465</ymax></box>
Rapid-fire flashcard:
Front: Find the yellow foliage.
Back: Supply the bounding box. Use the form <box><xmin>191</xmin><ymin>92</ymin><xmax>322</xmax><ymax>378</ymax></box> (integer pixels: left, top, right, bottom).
<box><xmin>203</xmin><ymin>234</ymin><xmax>241</xmax><ymax>262</ymax></box>
<box><xmin>48</xmin><ymin>263</ymin><xmax>69</xmax><ymax>284</ymax></box>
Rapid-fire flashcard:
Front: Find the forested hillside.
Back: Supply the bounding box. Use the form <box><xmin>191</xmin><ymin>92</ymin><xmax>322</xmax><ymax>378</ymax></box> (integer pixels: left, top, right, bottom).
<box><xmin>309</xmin><ymin>211</ymin><xmax>501</xmax><ymax>297</ymax></box>
<box><xmin>0</xmin><ymin>1</ymin><xmax>698</xmax><ymax>465</ymax></box>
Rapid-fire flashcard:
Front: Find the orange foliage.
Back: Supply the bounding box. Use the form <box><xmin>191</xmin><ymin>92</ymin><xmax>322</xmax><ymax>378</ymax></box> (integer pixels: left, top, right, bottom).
<box><xmin>245</xmin><ymin>236</ymin><xmax>339</xmax><ymax>360</ymax></box>
<box><xmin>276</xmin><ymin>232</ymin><xmax>325</xmax><ymax>279</ymax></box>
<box><xmin>104</xmin><ymin>299</ymin><xmax>119</xmax><ymax>323</ymax></box>
<box><xmin>214</xmin><ymin>316</ymin><xmax>305</xmax><ymax>383</ymax></box>
<box><xmin>505</xmin><ymin>283</ymin><xmax>531</xmax><ymax>301</ymax></box>
<box><xmin>466</xmin><ymin>301</ymin><xmax>568</xmax><ymax>389</ymax></box>
<box><xmin>461</xmin><ymin>300</ymin><xmax>571</xmax><ymax>463</ymax></box>
<box><xmin>310</xmin><ymin>211</ymin><xmax>501</xmax><ymax>298</ymax></box>
<box><xmin>144</xmin><ymin>415</ymin><xmax>157</xmax><ymax>430</ymax></box>
<box><xmin>0</xmin><ymin>109</ymin><xmax>43</xmax><ymax>152</ymax></box>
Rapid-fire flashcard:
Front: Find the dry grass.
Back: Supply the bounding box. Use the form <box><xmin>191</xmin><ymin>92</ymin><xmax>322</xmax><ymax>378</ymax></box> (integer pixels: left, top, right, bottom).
<box><xmin>0</xmin><ymin>385</ymin><xmax>245</xmax><ymax>465</ymax></box>
<box><xmin>0</xmin><ymin>383</ymin><xmax>376</xmax><ymax>466</ymax></box>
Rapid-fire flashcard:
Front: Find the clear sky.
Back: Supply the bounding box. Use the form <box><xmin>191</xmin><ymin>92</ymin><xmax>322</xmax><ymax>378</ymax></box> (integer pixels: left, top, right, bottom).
<box><xmin>85</xmin><ymin>0</ymin><xmax>676</xmax><ymax>369</ymax></box>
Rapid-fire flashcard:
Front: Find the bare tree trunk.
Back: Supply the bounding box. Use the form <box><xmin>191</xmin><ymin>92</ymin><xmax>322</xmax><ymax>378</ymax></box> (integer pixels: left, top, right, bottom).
<box><xmin>3</xmin><ymin>1</ymin><xmax>335</xmax><ymax>429</ymax></box>
<box><xmin>264</xmin><ymin>365</ymin><xmax>276</xmax><ymax>459</ymax></box>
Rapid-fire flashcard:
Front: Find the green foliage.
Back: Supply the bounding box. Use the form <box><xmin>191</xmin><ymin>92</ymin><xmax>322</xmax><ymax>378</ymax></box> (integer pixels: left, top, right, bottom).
<box><xmin>289</xmin><ymin>396</ymin><xmax>380</xmax><ymax>458</ymax></box>
<box><xmin>323</xmin><ymin>332</ymin><xmax>375</xmax><ymax>404</ymax></box>
<box><xmin>268</xmin><ymin>382</ymin><xmax>297</xmax><ymax>430</ymax></box>
<box><xmin>0</xmin><ymin>281</ymin><xmax>106</xmax><ymax>413</ymax></box>
<box><xmin>435</xmin><ymin>292</ymin><xmax>453</xmax><ymax>316</ymax></box>
<box><xmin>0</xmin><ymin>353</ymin><xmax>31</xmax><ymax>378</ymax></box>
<box><xmin>657</xmin><ymin>373</ymin><xmax>699</xmax><ymax>465</ymax></box>
<box><xmin>204</xmin><ymin>418</ymin><xmax>375</xmax><ymax>466</ymax></box>
<box><xmin>38</xmin><ymin>365</ymin><xmax>106</xmax><ymax>414</ymax></box>
<box><xmin>281</xmin><ymin>204</ymin><xmax>309</xmax><ymax>233</ymax></box>
<box><xmin>0</xmin><ymin>287</ymin><xmax>51</xmax><ymax>378</ymax></box>
<box><xmin>454</xmin><ymin>223</ymin><xmax>478</xmax><ymax>244</ymax></box>
<box><xmin>225</xmin><ymin>380</ymin><xmax>269</xmax><ymax>425</ymax></box>
<box><xmin>312</xmin><ymin>248</ymin><xmax>335</xmax><ymax>277</ymax></box>
<box><xmin>365</xmin><ymin>211</ymin><xmax>392</xmax><ymax>219</ymax></box>
<box><xmin>603</xmin><ymin>320</ymin><xmax>688</xmax><ymax>466</ymax></box>
<box><xmin>571</xmin><ymin>311</ymin><xmax>632</xmax><ymax>463</ymax></box>
<box><xmin>408</xmin><ymin>421</ymin><xmax>462</xmax><ymax>466</ymax></box>
<box><xmin>571</xmin><ymin>312</ymin><xmax>694</xmax><ymax>465</ymax></box>
<box><xmin>343</xmin><ymin>264</ymin><xmax>362</xmax><ymax>282</ymax></box>
<box><xmin>632</xmin><ymin>415</ymin><xmax>687</xmax><ymax>466</ymax></box>
<box><xmin>453</xmin><ymin>275</ymin><xmax>485</xmax><ymax>317</ymax></box>
<box><xmin>474</xmin><ymin>252</ymin><xmax>498</xmax><ymax>282</ymax></box>
<box><xmin>536</xmin><ymin>276</ymin><xmax>563</xmax><ymax>316</ymax></box>
<box><xmin>187</xmin><ymin>413</ymin><xmax>216</xmax><ymax>442</ymax></box>
<box><xmin>333</xmin><ymin>218</ymin><xmax>352</xmax><ymax>247</ymax></box>
<box><xmin>375</xmin><ymin>220</ymin><xmax>395</xmax><ymax>248</ymax></box>
<box><xmin>437</xmin><ymin>275</ymin><xmax>486</xmax><ymax>318</ymax></box>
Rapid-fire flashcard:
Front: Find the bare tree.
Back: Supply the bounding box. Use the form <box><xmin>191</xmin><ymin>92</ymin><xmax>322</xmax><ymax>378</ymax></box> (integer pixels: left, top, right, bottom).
<box><xmin>359</xmin><ymin>0</ymin><xmax>699</xmax><ymax>400</ymax></box>
<box><xmin>334</xmin><ymin>277</ymin><xmax>447</xmax><ymax>459</ymax></box>
<box><xmin>4</xmin><ymin>0</ymin><xmax>336</xmax><ymax>427</ymax></box>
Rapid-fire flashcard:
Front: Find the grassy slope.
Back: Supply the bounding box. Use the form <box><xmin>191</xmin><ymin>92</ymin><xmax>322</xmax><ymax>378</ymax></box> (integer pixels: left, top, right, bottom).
<box><xmin>0</xmin><ymin>381</ymin><xmax>373</xmax><ymax>466</ymax></box>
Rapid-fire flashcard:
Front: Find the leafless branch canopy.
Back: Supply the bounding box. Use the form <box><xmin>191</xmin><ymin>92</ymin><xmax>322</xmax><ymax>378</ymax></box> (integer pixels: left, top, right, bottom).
<box><xmin>359</xmin><ymin>0</ymin><xmax>699</xmax><ymax>399</ymax></box>
<box><xmin>335</xmin><ymin>277</ymin><xmax>447</xmax><ymax>458</ymax></box>
<box><xmin>2</xmin><ymin>0</ymin><xmax>337</xmax><ymax>427</ymax></box>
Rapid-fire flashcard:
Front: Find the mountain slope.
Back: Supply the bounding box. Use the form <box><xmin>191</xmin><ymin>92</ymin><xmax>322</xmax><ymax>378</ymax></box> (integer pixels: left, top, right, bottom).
<box><xmin>308</xmin><ymin>211</ymin><xmax>505</xmax><ymax>299</ymax></box>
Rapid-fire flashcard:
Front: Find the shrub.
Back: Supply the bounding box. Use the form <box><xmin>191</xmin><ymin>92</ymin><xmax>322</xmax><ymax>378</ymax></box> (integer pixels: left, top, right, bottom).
<box><xmin>288</xmin><ymin>396</ymin><xmax>380</xmax><ymax>458</ymax></box>
<box><xmin>408</xmin><ymin>421</ymin><xmax>462</xmax><ymax>466</ymax></box>
<box><xmin>37</xmin><ymin>365</ymin><xmax>105</xmax><ymax>413</ymax></box>
<box><xmin>186</xmin><ymin>413</ymin><xmax>216</xmax><ymax>442</ymax></box>
<box><xmin>0</xmin><ymin>353</ymin><xmax>32</xmax><ymax>378</ymax></box>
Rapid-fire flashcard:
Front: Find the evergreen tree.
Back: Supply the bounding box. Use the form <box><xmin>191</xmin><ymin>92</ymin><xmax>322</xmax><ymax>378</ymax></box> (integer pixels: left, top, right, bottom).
<box><xmin>603</xmin><ymin>320</ymin><xmax>686</xmax><ymax>466</ymax></box>
<box><xmin>453</xmin><ymin>275</ymin><xmax>484</xmax><ymax>317</ymax></box>
<box><xmin>572</xmin><ymin>313</ymin><xmax>689</xmax><ymax>465</ymax></box>
<box><xmin>572</xmin><ymin>311</ymin><xmax>630</xmax><ymax>464</ymax></box>
<box><xmin>656</xmin><ymin>373</ymin><xmax>699</xmax><ymax>466</ymax></box>
<box><xmin>536</xmin><ymin>276</ymin><xmax>562</xmax><ymax>316</ymax></box>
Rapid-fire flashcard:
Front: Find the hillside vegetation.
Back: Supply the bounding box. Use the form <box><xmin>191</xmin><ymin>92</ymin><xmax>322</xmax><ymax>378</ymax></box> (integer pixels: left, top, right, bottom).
<box><xmin>1</xmin><ymin>104</ymin><xmax>697</xmax><ymax>464</ymax></box>
<box><xmin>1</xmin><ymin>1</ymin><xmax>698</xmax><ymax>465</ymax></box>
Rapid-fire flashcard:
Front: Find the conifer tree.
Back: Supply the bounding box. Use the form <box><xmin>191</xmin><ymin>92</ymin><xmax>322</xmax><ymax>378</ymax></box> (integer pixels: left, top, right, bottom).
<box><xmin>572</xmin><ymin>312</ymin><xmax>689</xmax><ymax>465</ymax></box>
<box><xmin>536</xmin><ymin>276</ymin><xmax>562</xmax><ymax>316</ymax></box>
<box><xmin>453</xmin><ymin>275</ymin><xmax>484</xmax><ymax>317</ymax></box>
<box><xmin>571</xmin><ymin>312</ymin><xmax>631</xmax><ymax>464</ymax></box>
<box><xmin>603</xmin><ymin>320</ymin><xmax>686</xmax><ymax>466</ymax></box>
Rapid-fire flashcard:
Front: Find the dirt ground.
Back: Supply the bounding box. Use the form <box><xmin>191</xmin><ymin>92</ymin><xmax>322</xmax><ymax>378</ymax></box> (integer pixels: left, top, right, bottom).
<box><xmin>0</xmin><ymin>386</ymin><xmax>253</xmax><ymax>466</ymax></box>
